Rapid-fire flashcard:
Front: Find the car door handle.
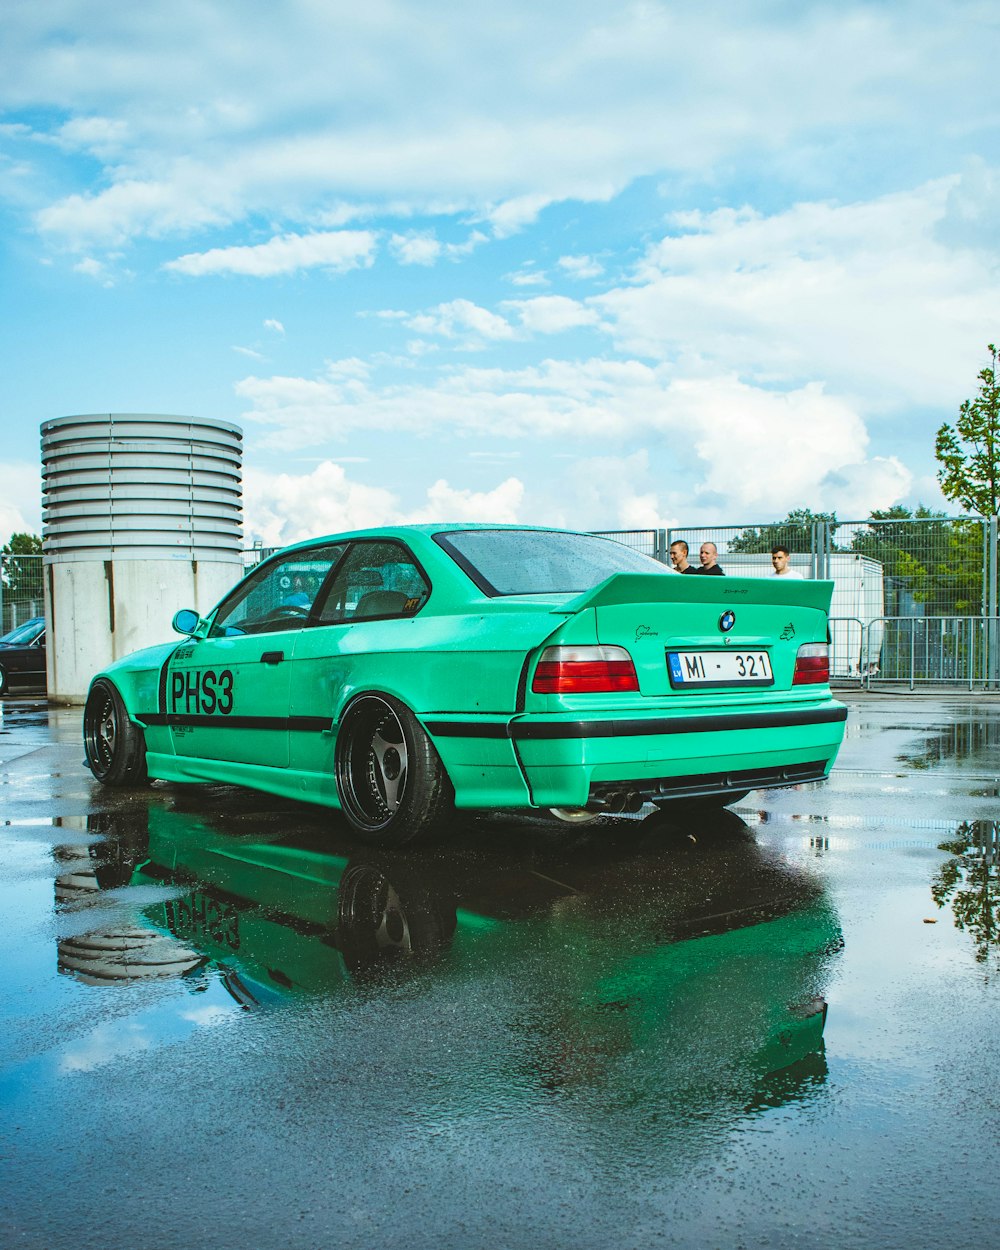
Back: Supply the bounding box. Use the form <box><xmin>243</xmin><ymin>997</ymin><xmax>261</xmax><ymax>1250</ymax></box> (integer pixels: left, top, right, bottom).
<box><xmin>260</xmin><ymin>650</ymin><xmax>284</xmax><ymax>665</ymax></box>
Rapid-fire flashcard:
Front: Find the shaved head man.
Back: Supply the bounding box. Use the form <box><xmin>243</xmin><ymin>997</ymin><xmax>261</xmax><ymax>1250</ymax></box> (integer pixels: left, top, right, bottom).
<box><xmin>696</xmin><ymin>541</ymin><xmax>724</xmax><ymax>575</ymax></box>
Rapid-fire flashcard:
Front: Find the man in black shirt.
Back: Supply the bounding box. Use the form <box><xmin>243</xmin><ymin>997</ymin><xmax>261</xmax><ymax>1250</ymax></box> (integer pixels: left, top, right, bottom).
<box><xmin>696</xmin><ymin>541</ymin><xmax>724</xmax><ymax>575</ymax></box>
<box><xmin>669</xmin><ymin>539</ymin><xmax>698</xmax><ymax>573</ymax></box>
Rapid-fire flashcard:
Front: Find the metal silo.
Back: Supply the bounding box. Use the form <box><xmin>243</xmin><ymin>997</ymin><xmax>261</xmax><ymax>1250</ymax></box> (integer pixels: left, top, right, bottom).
<box><xmin>41</xmin><ymin>413</ymin><xmax>244</xmax><ymax>702</ymax></box>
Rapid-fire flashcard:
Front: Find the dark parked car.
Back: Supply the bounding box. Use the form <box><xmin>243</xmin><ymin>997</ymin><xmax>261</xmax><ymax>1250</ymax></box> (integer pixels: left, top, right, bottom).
<box><xmin>0</xmin><ymin>616</ymin><xmax>46</xmax><ymax>694</ymax></box>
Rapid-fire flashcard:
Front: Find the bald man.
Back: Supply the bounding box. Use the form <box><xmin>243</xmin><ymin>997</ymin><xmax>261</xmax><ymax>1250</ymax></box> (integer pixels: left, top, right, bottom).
<box><xmin>695</xmin><ymin>541</ymin><xmax>724</xmax><ymax>575</ymax></box>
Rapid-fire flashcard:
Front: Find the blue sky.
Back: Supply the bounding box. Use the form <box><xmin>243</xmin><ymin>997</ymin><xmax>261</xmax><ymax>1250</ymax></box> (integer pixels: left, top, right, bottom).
<box><xmin>2</xmin><ymin>0</ymin><xmax>998</xmax><ymax>546</ymax></box>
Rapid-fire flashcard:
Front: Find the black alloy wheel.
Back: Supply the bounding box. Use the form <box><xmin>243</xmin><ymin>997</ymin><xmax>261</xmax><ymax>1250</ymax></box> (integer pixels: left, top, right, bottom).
<box><xmin>334</xmin><ymin>693</ymin><xmax>453</xmax><ymax>845</ymax></box>
<box><xmin>83</xmin><ymin>678</ymin><xmax>149</xmax><ymax>787</ymax></box>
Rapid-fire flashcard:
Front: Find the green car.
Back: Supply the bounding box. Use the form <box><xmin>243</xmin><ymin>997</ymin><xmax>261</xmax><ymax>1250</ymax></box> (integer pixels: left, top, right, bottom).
<box><xmin>83</xmin><ymin>525</ymin><xmax>847</xmax><ymax>844</ymax></box>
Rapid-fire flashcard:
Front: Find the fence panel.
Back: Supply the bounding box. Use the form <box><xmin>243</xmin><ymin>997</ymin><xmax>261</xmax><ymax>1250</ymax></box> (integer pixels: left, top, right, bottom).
<box><xmin>829</xmin><ymin>518</ymin><xmax>986</xmax><ymax>617</ymax></box>
<box><xmin>7</xmin><ymin>528</ymin><xmax>998</xmax><ymax>688</ymax></box>
<box><xmin>591</xmin><ymin>529</ymin><xmax>666</xmax><ymax>561</ymax></box>
<box><xmin>0</xmin><ymin>553</ymin><xmax>44</xmax><ymax>636</ymax></box>
<box><xmin>863</xmin><ymin>616</ymin><xmax>1000</xmax><ymax>690</ymax></box>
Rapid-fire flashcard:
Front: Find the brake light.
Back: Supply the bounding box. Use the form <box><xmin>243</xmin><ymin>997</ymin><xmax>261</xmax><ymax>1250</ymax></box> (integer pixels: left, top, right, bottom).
<box><xmin>793</xmin><ymin>642</ymin><xmax>830</xmax><ymax>685</ymax></box>
<box><xmin>532</xmin><ymin>646</ymin><xmax>639</xmax><ymax>694</ymax></box>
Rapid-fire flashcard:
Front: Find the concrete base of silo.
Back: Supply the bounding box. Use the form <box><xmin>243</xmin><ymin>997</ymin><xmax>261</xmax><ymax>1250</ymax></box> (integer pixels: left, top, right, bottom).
<box><xmin>45</xmin><ymin>557</ymin><xmax>242</xmax><ymax>703</ymax></box>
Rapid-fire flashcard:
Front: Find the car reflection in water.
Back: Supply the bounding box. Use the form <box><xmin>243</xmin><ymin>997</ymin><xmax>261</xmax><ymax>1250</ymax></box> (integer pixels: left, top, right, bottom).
<box><xmin>57</xmin><ymin>796</ymin><xmax>843</xmax><ymax>1112</ymax></box>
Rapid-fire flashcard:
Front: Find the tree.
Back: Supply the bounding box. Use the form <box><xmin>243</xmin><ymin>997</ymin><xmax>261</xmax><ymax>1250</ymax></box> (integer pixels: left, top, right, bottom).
<box><xmin>1</xmin><ymin>532</ymin><xmax>44</xmax><ymax>602</ymax></box>
<box><xmin>936</xmin><ymin>344</ymin><xmax>1000</xmax><ymax>517</ymax></box>
<box><xmin>728</xmin><ymin>508</ymin><xmax>838</xmax><ymax>554</ymax></box>
<box><xmin>850</xmin><ymin>506</ymin><xmax>983</xmax><ymax>615</ymax></box>
<box><xmin>933</xmin><ymin>822</ymin><xmax>1000</xmax><ymax>970</ymax></box>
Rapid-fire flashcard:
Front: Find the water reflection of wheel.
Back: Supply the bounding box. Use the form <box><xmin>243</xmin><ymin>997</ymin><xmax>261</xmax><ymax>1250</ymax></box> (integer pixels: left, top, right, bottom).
<box><xmin>335</xmin><ymin>693</ymin><xmax>453</xmax><ymax>845</ymax></box>
<box><xmin>336</xmin><ymin>861</ymin><xmax>456</xmax><ymax>978</ymax></box>
<box><xmin>642</xmin><ymin>805</ymin><xmax>752</xmax><ymax>842</ymax></box>
<box><xmin>83</xmin><ymin>678</ymin><xmax>149</xmax><ymax>786</ymax></box>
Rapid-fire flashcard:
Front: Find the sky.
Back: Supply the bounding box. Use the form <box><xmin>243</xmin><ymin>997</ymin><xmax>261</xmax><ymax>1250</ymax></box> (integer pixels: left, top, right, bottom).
<box><xmin>1</xmin><ymin>0</ymin><xmax>998</xmax><ymax>548</ymax></box>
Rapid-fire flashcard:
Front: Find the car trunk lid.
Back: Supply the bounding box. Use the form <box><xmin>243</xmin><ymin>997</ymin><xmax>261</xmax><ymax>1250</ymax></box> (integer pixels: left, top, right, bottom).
<box><xmin>553</xmin><ymin>573</ymin><xmax>834</xmax><ymax>699</ymax></box>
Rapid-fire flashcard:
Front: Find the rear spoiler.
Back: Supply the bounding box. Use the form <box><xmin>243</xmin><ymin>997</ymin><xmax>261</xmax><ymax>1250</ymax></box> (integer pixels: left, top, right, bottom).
<box><xmin>555</xmin><ymin>573</ymin><xmax>835</xmax><ymax>615</ymax></box>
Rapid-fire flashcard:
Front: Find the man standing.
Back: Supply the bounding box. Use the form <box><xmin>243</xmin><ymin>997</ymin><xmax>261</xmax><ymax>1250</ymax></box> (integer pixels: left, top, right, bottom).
<box><xmin>696</xmin><ymin>541</ymin><xmax>724</xmax><ymax>575</ymax></box>
<box><xmin>669</xmin><ymin>540</ymin><xmax>698</xmax><ymax>573</ymax></box>
<box><xmin>770</xmin><ymin>545</ymin><xmax>803</xmax><ymax>578</ymax></box>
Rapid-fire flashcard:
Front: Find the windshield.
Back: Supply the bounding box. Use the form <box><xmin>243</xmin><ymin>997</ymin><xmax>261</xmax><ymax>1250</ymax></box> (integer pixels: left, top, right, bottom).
<box><xmin>435</xmin><ymin>529</ymin><xmax>671</xmax><ymax>596</ymax></box>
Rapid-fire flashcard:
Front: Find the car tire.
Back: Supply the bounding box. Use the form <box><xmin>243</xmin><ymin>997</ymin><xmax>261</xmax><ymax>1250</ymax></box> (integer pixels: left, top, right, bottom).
<box><xmin>335</xmin><ymin>693</ymin><xmax>454</xmax><ymax>845</ymax></box>
<box><xmin>83</xmin><ymin>678</ymin><xmax>150</xmax><ymax>787</ymax></box>
<box><xmin>0</xmin><ymin>664</ymin><xmax>7</xmax><ymax>696</ymax></box>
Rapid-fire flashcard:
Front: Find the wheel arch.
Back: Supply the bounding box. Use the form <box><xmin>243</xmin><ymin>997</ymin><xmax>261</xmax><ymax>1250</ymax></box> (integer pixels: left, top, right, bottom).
<box><xmin>333</xmin><ymin>684</ymin><xmax>457</xmax><ymax>780</ymax></box>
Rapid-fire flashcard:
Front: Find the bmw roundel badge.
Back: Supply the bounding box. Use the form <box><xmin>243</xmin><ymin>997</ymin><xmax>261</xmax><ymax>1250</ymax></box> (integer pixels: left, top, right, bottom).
<box><xmin>719</xmin><ymin>610</ymin><xmax>736</xmax><ymax>633</ymax></box>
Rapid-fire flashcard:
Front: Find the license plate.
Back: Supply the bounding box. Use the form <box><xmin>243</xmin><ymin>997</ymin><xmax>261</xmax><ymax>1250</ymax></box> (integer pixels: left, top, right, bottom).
<box><xmin>667</xmin><ymin>649</ymin><xmax>773</xmax><ymax>688</ymax></box>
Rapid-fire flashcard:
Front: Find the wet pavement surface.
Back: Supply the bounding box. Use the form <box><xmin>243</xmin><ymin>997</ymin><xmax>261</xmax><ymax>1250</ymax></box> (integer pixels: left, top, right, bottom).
<box><xmin>2</xmin><ymin>691</ymin><xmax>999</xmax><ymax>1250</ymax></box>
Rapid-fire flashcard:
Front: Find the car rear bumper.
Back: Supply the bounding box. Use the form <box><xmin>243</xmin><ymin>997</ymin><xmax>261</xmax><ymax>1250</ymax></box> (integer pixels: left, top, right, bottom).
<box><xmin>425</xmin><ymin>698</ymin><xmax>848</xmax><ymax>809</ymax></box>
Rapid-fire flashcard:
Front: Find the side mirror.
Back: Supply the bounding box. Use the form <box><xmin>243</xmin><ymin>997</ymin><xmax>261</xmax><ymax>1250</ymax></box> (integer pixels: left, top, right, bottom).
<box><xmin>172</xmin><ymin>609</ymin><xmax>203</xmax><ymax>637</ymax></box>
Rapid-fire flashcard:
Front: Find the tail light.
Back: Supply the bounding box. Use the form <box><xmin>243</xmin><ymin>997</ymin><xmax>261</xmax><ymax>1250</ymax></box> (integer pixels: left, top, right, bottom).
<box><xmin>793</xmin><ymin>642</ymin><xmax>830</xmax><ymax>685</ymax></box>
<box><xmin>532</xmin><ymin>646</ymin><xmax>639</xmax><ymax>694</ymax></box>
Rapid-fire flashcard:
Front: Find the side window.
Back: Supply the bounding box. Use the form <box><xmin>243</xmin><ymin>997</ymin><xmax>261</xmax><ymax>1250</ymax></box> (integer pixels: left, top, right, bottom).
<box><xmin>313</xmin><ymin>542</ymin><xmax>430</xmax><ymax>624</ymax></box>
<box><xmin>209</xmin><ymin>544</ymin><xmax>346</xmax><ymax>636</ymax></box>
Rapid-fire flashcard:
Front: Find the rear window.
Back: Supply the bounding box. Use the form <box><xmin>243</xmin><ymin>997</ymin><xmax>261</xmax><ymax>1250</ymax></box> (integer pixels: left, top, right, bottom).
<box><xmin>435</xmin><ymin>529</ymin><xmax>671</xmax><ymax>596</ymax></box>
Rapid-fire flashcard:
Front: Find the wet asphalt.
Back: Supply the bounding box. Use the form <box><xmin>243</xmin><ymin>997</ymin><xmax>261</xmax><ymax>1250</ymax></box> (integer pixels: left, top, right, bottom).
<box><xmin>1</xmin><ymin>690</ymin><xmax>999</xmax><ymax>1250</ymax></box>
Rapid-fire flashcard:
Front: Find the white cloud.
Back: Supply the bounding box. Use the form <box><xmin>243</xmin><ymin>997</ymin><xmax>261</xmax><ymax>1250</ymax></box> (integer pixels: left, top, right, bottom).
<box><xmin>938</xmin><ymin>156</ymin><xmax>1000</xmax><ymax>252</ymax></box>
<box><xmin>405</xmin><ymin>298</ymin><xmax>515</xmax><ymax>343</ymax></box>
<box><xmin>73</xmin><ymin>256</ymin><xmax>106</xmax><ymax>279</ymax></box>
<box><xmin>408</xmin><ymin>477</ymin><xmax>524</xmax><ymax>523</ymax></box>
<box><xmin>237</xmin><ymin>356</ymin><xmax>914</xmax><ymax>521</ymax></box>
<box><xmin>505</xmin><ymin>268</ymin><xmax>549</xmax><ymax>288</ymax></box>
<box><xmin>484</xmin><ymin>193</ymin><xmax>556</xmax><ymax>238</ymax></box>
<box><xmin>244</xmin><ymin>461</ymin><xmax>399</xmax><ymax>546</ymax></box>
<box><xmin>398</xmin><ymin>293</ymin><xmax>599</xmax><ymax>343</ymax></box>
<box><xmin>504</xmin><ymin>295</ymin><xmax>601</xmax><ymax>335</ymax></box>
<box><xmin>264</xmin><ymin>318</ymin><xmax>285</xmax><ymax>334</ymax></box>
<box><xmin>662</xmin><ymin>375</ymin><xmax>914</xmax><ymax>515</ymax></box>
<box><xmin>390</xmin><ymin>231</ymin><xmax>442</xmax><ymax>266</ymax></box>
<box><xmin>565</xmin><ymin>451</ymin><xmax>670</xmax><ymax>530</ymax></box>
<box><xmin>59</xmin><ymin>1019</ymin><xmax>154</xmax><ymax>1074</ymax></box>
<box><xmin>164</xmin><ymin>230</ymin><xmax>377</xmax><ymax>277</ymax></box>
<box><xmin>12</xmin><ymin>2</ymin><xmax>998</xmax><ymax>250</ymax></box>
<box><xmin>0</xmin><ymin>462</ymin><xmax>42</xmax><ymax>540</ymax></box>
<box><xmin>597</xmin><ymin>180</ymin><xmax>999</xmax><ymax>408</ymax></box>
<box><xmin>53</xmin><ymin>115</ymin><xmax>130</xmax><ymax>159</ymax></box>
<box><xmin>243</xmin><ymin>460</ymin><xmax>525</xmax><ymax>545</ymax></box>
<box><xmin>388</xmin><ymin>229</ymin><xmax>486</xmax><ymax>267</ymax></box>
<box><xmin>37</xmin><ymin>175</ymin><xmax>237</xmax><ymax>248</ymax></box>
<box><xmin>558</xmin><ymin>254</ymin><xmax>604</xmax><ymax>280</ymax></box>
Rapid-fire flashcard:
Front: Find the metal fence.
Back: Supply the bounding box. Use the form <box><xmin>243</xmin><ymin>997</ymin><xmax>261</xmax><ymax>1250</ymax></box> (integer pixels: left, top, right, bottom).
<box><xmin>0</xmin><ymin>552</ymin><xmax>45</xmax><ymax>636</ymax></box>
<box><xmin>8</xmin><ymin>516</ymin><xmax>1000</xmax><ymax>688</ymax></box>
<box><xmin>593</xmin><ymin>517</ymin><xmax>1000</xmax><ymax>690</ymax></box>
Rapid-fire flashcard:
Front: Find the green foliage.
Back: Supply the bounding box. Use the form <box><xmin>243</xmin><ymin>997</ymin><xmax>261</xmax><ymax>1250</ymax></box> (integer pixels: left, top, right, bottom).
<box><xmin>849</xmin><ymin>507</ymin><xmax>983</xmax><ymax>614</ymax></box>
<box><xmin>727</xmin><ymin>508</ymin><xmax>838</xmax><ymax>554</ymax></box>
<box><xmin>728</xmin><ymin>505</ymin><xmax>985</xmax><ymax>615</ymax></box>
<box><xmin>2</xmin><ymin>533</ymin><xmax>42</xmax><ymax>557</ymax></box>
<box><xmin>932</xmin><ymin>821</ymin><xmax>1000</xmax><ymax>969</ymax></box>
<box><xmin>1</xmin><ymin>532</ymin><xmax>44</xmax><ymax>599</ymax></box>
<box><xmin>935</xmin><ymin>344</ymin><xmax>1000</xmax><ymax>518</ymax></box>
